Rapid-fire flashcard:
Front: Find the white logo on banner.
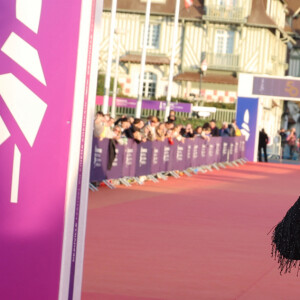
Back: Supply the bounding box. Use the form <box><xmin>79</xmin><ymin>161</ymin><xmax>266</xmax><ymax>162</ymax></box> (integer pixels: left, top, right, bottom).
<box><xmin>240</xmin><ymin>109</ymin><xmax>250</xmax><ymax>141</ymax></box>
<box><xmin>0</xmin><ymin>0</ymin><xmax>47</xmax><ymax>203</ymax></box>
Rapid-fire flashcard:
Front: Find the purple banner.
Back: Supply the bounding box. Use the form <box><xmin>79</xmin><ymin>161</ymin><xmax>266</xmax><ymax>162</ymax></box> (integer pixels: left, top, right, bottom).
<box><xmin>151</xmin><ymin>141</ymin><xmax>163</xmax><ymax>174</ymax></box>
<box><xmin>236</xmin><ymin>97</ymin><xmax>259</xmax><ymax>161</ymax></box>
<box><xmin>106</xmin><ymin>143</ymin><xmax>125</xmax><ymax>179</ymax></box>
<box><xmin>206</xmin><ymin>139</ymin><xmax>217</xmax><ymax>165</ymax></box>
<box><xmin>214</xmin><ymin>137</ymin><xmax>222</xmax><ymax>163</ymax></box>
<box><xmin>253</xmin><ymin>76</ymin><xmax>300</xmax><ymax>99</ymax></box>
<box><xmin>191</xmin><ymin>138</ymin><xmax>201</xmax><ymax>168</ymax></box>
<box><xmin>135</xmin><ymin>141</ymin><xmax>153</xmax><ymax>176</ymax></box>
<box><xmin>90</xmin><ymin>139</ymin><xmax>109</xmax><ymax>182</ymax></box>
<box><xmin>122</xmin><ymin>139</ymin><xmax>137</xmax><ymax>178</ymax></box>
<box><xmin>199</xmin><ymin>139</ymin><xmax>208</xmax><ymax>166</ymax></box>
<box><xmin>90</xmin><ymin>136</ymin><xmax>246</xmax><ymax>182</ymax></box>
<box><xmin>161</xmin><ymin>143</ymin><xmax>172</xmax><ymax>171</ymax></box>
<box><xmin>0</xmin><ymin>1</ymin><xmax>98</xmax><ymax>299</ymax></box>
<box><xmin>185</xmin><ymin>139</ymin><xmax>193</xmax><ymax>169</ymax></box>
<box><xmin>96</xmin><ymin>96</ymin><xmax>192</xmax><ymax>113</ymax></box>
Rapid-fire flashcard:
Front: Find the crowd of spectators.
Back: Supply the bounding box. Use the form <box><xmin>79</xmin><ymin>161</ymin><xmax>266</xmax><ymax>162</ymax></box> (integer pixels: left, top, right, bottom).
<box><xmin>93</xmin><ymin>110</ymin><xmax>241</xmax><ymax>145</ymax></box>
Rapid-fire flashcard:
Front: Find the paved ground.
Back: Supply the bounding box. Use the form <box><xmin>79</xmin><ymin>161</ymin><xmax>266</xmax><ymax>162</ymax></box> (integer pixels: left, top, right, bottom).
<box><xmin>82</xmin><ymin>162</ymin><xmax>300</xmax><ymax>300</ymax></box>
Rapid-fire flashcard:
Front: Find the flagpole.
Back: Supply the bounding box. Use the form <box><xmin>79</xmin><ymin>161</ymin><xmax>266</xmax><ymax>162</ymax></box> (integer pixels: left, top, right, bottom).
<box><xmin>102</xmin><ymin>0</ymin><xmax>118</xmax><ymax>114</ymax></box>
<box><xmin>111</xmin><ymin>31</ymin><xmax>120</xmax><ymax>119</ymax></box>
<box><xmin>164</xmin><ymin>0</ymin><xmax>181</xmax><ymax>122</ymax></box>
<box><xmin>136</xmin><ymin>0</ymin><xmax>152</xmax><ymax>118</ymax></box>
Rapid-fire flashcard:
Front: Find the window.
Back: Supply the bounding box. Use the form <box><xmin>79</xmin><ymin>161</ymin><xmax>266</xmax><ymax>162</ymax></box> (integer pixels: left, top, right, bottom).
<box><xmin>141</xmin><ymin>24</ymin><xmax>161</xmax><ymax>49</ymax></box>
<box><xmin>217</xmin><ymin>0</ymin><xmax>237</xmax><ymax>6</ymax></box>
<box><xmin>143</xmin><ymin>72</ymin><xmax>157</xmax><ymax>98</ymax></box>
<box><xmin>214</xmin><ymin>30</ymin><xmax>234</xmax><ymax>54</ymax></box>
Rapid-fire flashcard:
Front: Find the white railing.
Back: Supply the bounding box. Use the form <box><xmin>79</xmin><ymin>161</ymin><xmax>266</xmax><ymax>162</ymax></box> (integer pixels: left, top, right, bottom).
<box><xmin>204</xmin><ymin>5</ymin><xmax>245</xmax><ymax>23</ymax></box>
<box><xmin>206</xmin><ymin>52</ymin><xmax>239</xmax><ymax>71</ymax></box>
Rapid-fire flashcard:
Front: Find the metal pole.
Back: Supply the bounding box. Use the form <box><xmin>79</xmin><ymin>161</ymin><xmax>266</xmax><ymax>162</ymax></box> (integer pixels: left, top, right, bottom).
<box><xmin>136</xmin><ymin>0</ymin><xmax>152</xmax><ymax>118</ymax></box>
<box><xmin>111</xmin><ymin>32</ymin><xmax>120</xmax><ymax>118</ymax></box>
<box><xmin>199</xmin><ymin>71</ymin><xmax>202</xmax><ymax>107</ymax></box>
<box><xmin>102</xmin><ymin>0</ymin><xmax>117</xmax><ymax>114</ymax></box>
<box><xmin>164</xmin><ymin>0</ymin><xmax>181</xmax><ymax>121</ymax></box>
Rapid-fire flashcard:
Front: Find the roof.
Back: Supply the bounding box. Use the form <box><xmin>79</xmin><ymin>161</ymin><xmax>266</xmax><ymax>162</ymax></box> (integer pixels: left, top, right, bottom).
<box><xmin>173</xmin><ymin>72</ymin><xmax>238</xmax><ymax>85</ymax></box>
<box><xmin>285</xmin><ymin>0</ymin><xmax>300</xmax><ymax>35</ymax></box>
<box><xmin>247</xmin><ymin>0</ymin><xmax>277</xmax><ymax>28</ymax></box>
<box><xmin>120</xmin><ymin>54</ymin><xmax>170</xmax><ymax>65</ymax></box>
<box><xmin>103</xmin><ymin>0</ymin><xmax>204</xmax><ymax>20</ymax></box>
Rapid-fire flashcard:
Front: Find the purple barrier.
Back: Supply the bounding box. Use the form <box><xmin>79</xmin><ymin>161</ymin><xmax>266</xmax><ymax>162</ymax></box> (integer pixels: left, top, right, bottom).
<box><xmin>172</xmin><ymin>140</ymin><xmax>186</xmax><ymax>171</ymax></box>
<box><xmin>90</xmin><ymin>138</ymin><xmax>109</xmax><ymax>182</ymax></box>
<box><xmin>206</xmin><ymin>139</ymin><xmax>217</xmax><ymax>165</ymax></box>
<box><xmin>135</xmin><ymin>141</ymin><xmax>153</xmax><ymax>176</ymax></box>
<box><xmin>122</xmin><ymin>139</ymin><xmax>137</xmax><ymax>178</ymax></box>
<box><xmin>106</xmin><ymin>144</ymin><xmax>125</xmax><ymax>179</ymax></box>
<box><xmin>151</xmin><ymin>141</ymin><xmax>164</xmax><ymax>174</ymax></box>
<box><xmin>185</xmin><ymin>139</ymin><xmax>194</xmax><ymax>169</ymax></box>
<box><xmin>191</xmin><ymin>138</ymin><xmax>201</xmax><ymax>168</ymax></box>
<box><xmin>199</xmin><ymin>139</ymin><xmax>208</xmax><ymax>166</ymax></box>
<box><xmin>90</xmin><ymin>136</ymin><xmax>246</xmax><ymax>182</ymax></box>
<box><xmin>215</xmin><ymin>137</ymin><xmax>222</xmax><ymax>163</ymax></box>
<box><xmin>161</xmin><ymin>143</ymin><xmax>172</xmax><ymax>172</ymax></box>
<box><xmin>239</xmin><ymin>136</ymin><xmax>246</xmax><ymax>159</ymax></box>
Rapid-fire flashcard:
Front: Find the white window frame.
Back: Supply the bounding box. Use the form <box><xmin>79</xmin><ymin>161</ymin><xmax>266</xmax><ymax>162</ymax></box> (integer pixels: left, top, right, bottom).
<box><xmin>142</xmin><ymin>72</ymin><xmax>157</xmax><ymax>98</ymax></box>
<box><xmin>141</xmin><ymin>23</ymin><xmax>161</xmax><ymax>49</ymax></box>
<box><xmin>214</xmin><ymin>29</ymin><xmax>235</xmax><ymax>54</ymax></box>
<box><xmin>217</xmin><ymin>0</ymin><xmax>237</xmax><ymax>6</ymax></box>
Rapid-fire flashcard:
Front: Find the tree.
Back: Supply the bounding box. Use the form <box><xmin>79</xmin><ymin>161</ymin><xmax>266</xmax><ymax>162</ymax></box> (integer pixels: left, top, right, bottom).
<box><xmin>96</xmin><ymin>73</ymin><xmax>122</xmax><ymax>96</ymax></box>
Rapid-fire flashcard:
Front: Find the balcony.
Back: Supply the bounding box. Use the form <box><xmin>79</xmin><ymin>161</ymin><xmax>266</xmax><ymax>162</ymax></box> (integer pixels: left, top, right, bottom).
<box><xmin>203</xmin><ymin>5</ymin><xmax>246</xmax><ymax>24</ymax></box>
<box><xmin>205</xmin><ymin>53</ymin><xmax>239</xmax><ymax>71</ymax></box>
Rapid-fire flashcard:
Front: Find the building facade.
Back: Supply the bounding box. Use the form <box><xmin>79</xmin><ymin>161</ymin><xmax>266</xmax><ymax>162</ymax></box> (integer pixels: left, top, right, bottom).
<box><xmin>100</xmin><ymin>0</ymin><xmax>293</xmax><ymax>137</ymax></box>
<box><xmin>285</xmin><ymin>0</ymin><xmax>300</xmax><ymax>135</ymax></box>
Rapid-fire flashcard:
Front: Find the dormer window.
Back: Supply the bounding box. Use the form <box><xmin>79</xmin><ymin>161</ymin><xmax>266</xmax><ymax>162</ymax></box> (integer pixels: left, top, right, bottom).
<box><xmin>141</xmin><ymin>23</ymin><xmax>161</xmax><ymax>49</ymax></box>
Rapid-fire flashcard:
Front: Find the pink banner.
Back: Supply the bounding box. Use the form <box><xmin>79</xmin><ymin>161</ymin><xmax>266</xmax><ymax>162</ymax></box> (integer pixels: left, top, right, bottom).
<box><xmin>0</xmin><ymin>1</ymin><xmax>99</xmax><ymax>299</ymax></box>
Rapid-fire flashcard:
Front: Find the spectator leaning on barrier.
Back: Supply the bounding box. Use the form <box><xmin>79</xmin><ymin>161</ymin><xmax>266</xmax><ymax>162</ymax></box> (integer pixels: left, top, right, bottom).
<box><xmin>201</xmin><ymin>122</ymin><xmax>211</xmax><ymax>141</ymax></box>
<box><xmin>167</xmin><ymin>110</ymin><xmax>177</xmax><ymax>123</ymax></box>
<box><xmin>156</xmin><ymin>123</ymin><xmax>166</xmax><ymax>141</ymax></box>
<box><xmin>194</xmin><ymin>126</ymin><xmax>202</xmax><ymax>137</ymax></box>
<box><xmin>210</xmin><ymin>119</ymin><xmax>219</xmax><ymax>137</ymax></box>
<box><xmin>124</xmin><ymin>118</ymin><xmax>144</xmax><ymax>139</ymax></box>
<box><xmin>145</xmin><ymin>116</ymin><xmax>159</xmax><ymax>141</ymax></box>
<box><xmin>230</xmin><ymin>119</ymin><xmax>241</xmax><ymax>136</ymax></box>
<box><xmin>220</xmin><ymin>122</ymin><xmax>230</xmax><ymax>137</ymax></box>
<box><xmin>181</xmin><ymin>123</ymin><xmax>194</xmax><ymax>138</ymax></box>
<box><xmin>94</xmin><ymin>111</ymin><xmax>105</xmax><ymax>138</ymax></box>
<box><xmin>119</xmin><ymin>117</ymin><xmax>131</xmax><ymax>134</ymax></box>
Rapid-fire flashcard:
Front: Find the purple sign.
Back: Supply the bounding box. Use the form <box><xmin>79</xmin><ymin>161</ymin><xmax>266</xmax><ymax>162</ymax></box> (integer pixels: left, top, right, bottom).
<box><xmin>90</xmin><ymin>136</ymin><xmax>246</xmax><ymax>182</ymax></box>
<box><xmin>0</xmin><ymin>1</ymin><xmax>100</xmax><ymax>299</ymax></box>
<box><xmin>214</xmin><ymin>137</ymin><xmax>222</xmax><ymax>163</ymax></box>
<box><xmin>151</xmin><ymin>141</ymin><xmax>163</xmax><ymax>174</ymax></box>
<box><xmin>96</xmin><ymin>96</ymin><xmax>192</xmax><ymax>113</ymax></box>
<box><xmin>236</xmin><ymin>97</ymin><xmax>259</xmax><ymax>161</ymax></box>
<box><xmin>90</xmin><ymin>138</ymin><xmax>109</xmax><ymax>182</ymax></box>
<box><xmin>122</xmin><ymin>139</ymin><xmax>137</xmax><ymax>178</ymax></box>
<box><xmin>253</xmin><ymin>76</ymin><xmax>300</xmax><ymax>99</ymax></box>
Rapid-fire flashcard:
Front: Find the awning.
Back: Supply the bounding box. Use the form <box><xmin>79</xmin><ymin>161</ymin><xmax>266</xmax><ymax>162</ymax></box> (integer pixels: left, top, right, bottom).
<box><xmin>120</xmin><ymin>54</ymin><xmax>170</xmax><ymax>65</ymax></box>
<box><xmin>173</xmin><ymin>72</ymin><xmax>238</xmax><ymax>85</ymax></box>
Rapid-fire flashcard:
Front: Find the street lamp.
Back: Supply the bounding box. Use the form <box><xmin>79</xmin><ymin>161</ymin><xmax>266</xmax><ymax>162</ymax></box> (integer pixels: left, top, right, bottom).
<box><xmin>199</xmin><ymin>59</ymin><xmax>207</xmax><ymax>107</ymax></box>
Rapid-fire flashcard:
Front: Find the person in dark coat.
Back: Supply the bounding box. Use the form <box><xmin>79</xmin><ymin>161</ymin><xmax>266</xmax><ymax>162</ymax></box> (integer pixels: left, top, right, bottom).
<box><xmin>209</xmin><ymin>119</ymin><xmax>219</xmax><ymax>137</ymax></box>
<box><xmin>258</xmin><ymin>128</ymin><xmax>269</xmax><ymax>162</ymax></box>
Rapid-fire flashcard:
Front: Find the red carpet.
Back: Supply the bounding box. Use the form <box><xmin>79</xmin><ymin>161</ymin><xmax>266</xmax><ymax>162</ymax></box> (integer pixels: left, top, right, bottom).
<box><xmin>82</xmin><ymin>162</ymin><xmax>300</xmax><ymax>300</ymax></box>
